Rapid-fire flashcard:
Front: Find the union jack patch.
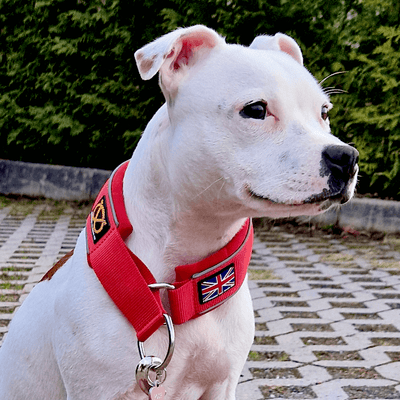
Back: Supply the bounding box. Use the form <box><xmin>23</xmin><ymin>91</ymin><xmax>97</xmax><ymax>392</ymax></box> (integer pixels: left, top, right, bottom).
<box><xmin>198</xmin><ymin>264</ymin><xmax>236</xmax><ymax>304</ymax></box>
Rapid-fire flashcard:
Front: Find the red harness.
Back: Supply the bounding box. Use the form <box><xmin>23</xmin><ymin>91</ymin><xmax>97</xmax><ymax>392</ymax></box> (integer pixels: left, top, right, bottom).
<box><xmin>86</xmin><ymin>161</ymin><xmax>253</xmax><ymax>342</ymax></box>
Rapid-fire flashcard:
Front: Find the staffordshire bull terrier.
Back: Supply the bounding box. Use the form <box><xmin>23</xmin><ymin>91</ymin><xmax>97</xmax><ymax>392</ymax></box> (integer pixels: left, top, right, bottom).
<box><xmin>0</xmin><ymin>25</ymin><xmax>358</xmax><ymax>399</ymax></box>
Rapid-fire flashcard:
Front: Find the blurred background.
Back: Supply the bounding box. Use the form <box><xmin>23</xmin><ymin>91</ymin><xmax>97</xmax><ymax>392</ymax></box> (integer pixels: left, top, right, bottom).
<box><xmin>0</xmin><ymin>0</ymin><xmax>398</xmax><ymax>199</ymax></box>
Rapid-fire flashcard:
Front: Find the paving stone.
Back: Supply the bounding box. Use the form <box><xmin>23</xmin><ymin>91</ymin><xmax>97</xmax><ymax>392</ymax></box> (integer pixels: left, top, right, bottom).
<box><xmin>236</xmin><ymin>380</ymin><xmax>264</xmax><ymax>400</ymax></box>
<box><xmin>3</xmin><ymin>201</ymin><xmax>400</xmax><ymax>399</ymax></box>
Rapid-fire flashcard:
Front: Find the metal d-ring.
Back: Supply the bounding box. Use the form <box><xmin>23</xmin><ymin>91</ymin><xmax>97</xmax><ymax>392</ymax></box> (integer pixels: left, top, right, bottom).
<box><xmin>138</xmin><ymin>313</ymin><xmax>175</xmax><ymax>372</ymax></box>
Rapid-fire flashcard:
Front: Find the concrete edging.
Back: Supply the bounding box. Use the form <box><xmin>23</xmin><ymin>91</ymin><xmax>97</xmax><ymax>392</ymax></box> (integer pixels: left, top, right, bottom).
<box><xmin>1</xmin><ymin>159</ymin><xmax>399</xmax><ymax>233</ymax></box>
<box><xmin>305</xmin><ymin>197</ymin><xmax>400</xmax><ymax>234</ymax></box>
<box><xmin>0</xmin><ymin>159</ymin><xmax>111</xmax><ymax>201</ymax></box>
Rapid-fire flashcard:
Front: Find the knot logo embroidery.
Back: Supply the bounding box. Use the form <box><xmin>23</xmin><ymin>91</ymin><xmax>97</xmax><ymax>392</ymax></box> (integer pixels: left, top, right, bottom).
<box><xmin>91</xmin><ymin>196</ymin><xmax>110</xmax><ymax>243</ymax></box>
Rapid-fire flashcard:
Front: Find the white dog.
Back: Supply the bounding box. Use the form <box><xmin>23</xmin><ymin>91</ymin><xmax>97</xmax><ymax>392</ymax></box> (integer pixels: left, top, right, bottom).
<box><xmin>0</xmin><ymin>25</ymin><xmax>358</xmax><ymax>399</ymax></box>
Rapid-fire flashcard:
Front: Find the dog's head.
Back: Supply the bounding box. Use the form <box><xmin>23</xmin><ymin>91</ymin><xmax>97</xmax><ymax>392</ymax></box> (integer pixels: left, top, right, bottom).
<box><xmin>135</xmin><ymin>26</ymin><xmax>358</xmax><ymax>219</ymax></box>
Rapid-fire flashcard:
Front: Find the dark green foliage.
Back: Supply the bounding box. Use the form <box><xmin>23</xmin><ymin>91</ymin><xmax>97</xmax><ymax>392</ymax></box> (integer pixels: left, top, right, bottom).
<box><xmin>0</xmin><ymin>0</ymin><xmax>165</xmax><ymax>169</ymax></box>
<box><xmin>0</xmin><ymin>0</ymin><xmax>399</xmax><ymax>197</ymax></box>
<box><xmin>336</xmin><ymin>1</ymin><xmax>400</xmax><ymax>198</ymax></box>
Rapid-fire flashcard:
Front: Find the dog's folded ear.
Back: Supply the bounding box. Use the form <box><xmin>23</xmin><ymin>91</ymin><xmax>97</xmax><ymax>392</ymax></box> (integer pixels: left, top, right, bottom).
<box><xmin>135</xmin><ymin>25</ymin><xmax>224</xmax><ymax>99</ymax></box>
<box><xmin>250</xmin><ymin>33</ymin><xmax>303</xmax><ymax>65</ymax></box>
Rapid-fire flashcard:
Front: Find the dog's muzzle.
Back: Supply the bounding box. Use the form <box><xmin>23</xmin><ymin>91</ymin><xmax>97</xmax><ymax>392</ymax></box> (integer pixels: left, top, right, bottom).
<box><xmin>319</xmin><ymin>144</ymin><xmax>359</xmax><ymax>203</ymax></box>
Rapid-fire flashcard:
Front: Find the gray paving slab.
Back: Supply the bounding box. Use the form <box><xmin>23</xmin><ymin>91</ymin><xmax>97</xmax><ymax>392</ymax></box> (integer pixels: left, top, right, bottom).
<box><xmin>1</xmin><ymin>200</ymin><xmax>400</xmax><ymax>399</ymax></box>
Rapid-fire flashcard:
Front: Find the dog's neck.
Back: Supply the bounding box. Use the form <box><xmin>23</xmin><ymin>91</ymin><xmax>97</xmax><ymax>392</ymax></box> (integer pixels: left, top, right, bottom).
<box><xmin>123</xmin><ymin>105</ymin><xmax>246</xmax><ymax>283</ymax></box>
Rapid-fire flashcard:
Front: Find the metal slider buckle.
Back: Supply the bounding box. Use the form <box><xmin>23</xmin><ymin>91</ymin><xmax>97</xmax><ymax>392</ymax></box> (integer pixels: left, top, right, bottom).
<box><xmin>148</xmin><ymin>282</ymin><xmax>176</xmax><ymax>291</ymax></box>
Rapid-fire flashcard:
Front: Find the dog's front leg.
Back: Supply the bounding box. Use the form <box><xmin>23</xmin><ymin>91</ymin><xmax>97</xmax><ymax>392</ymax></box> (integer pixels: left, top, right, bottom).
<box><xmin>199</xmin><ymin>376</ymin><xmax>240</xmax><ymax>400</ymax></box>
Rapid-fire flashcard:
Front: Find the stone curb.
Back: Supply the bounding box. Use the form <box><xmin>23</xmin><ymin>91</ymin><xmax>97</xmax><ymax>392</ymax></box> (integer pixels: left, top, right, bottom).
<box><xmin>303</xmin><ymin>198</ymin><xmax>400</xmax><ymax>234</ymax></box>
<box><xmin>1</xmin><ymin>159</ymin><xmax>399</xmax><ymax>233</ymax></box>
<box><xmin>0</xmin><ymin>159</ymin><xmax>111</xmax><ymax>201</ymax></box>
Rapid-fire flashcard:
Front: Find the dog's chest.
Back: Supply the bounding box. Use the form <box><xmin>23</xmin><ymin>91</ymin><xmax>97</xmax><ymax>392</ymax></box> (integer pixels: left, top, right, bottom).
<box><xmin>115</xmin><ymin>345</ymin><xmax>230</xmax><ymax>400</ymax></box>
<box><xmin>180</xmin><ymin>343</ymin><xmax>230</xmax><ymax>383</ymax></box>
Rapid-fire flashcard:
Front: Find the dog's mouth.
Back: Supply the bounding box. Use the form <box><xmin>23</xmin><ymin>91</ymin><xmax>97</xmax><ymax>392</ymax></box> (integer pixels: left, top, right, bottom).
<box><xmin>247</xmin><ymin>187</ymin><xmax>351</xmax><ymax>209</ymax></box>
<box><xmin>248</xmin><ymin>189</ymin><xmax>304</xmax><ymax>206</ymax></box>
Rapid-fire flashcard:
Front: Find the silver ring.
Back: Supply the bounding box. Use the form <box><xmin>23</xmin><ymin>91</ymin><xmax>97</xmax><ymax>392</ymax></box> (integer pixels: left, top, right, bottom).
<box><xmin>135</xmin><ymin>356</ymin><xmax>164</xmax><ymax>395</ymax></box>
<box><xmin>138</xmin><ymin>313</ymin><xmax>175</xmax><ymax>371</ymax></box>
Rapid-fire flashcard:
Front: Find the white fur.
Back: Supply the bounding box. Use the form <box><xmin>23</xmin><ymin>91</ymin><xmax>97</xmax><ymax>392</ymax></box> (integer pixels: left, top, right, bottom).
<box><xmin>0</xmin><ymin>25</ymin><xmax>358</xmax><ymax>399</ymax></box>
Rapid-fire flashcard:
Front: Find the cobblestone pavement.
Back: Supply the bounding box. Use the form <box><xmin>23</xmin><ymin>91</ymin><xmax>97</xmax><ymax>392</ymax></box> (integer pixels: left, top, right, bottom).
<box><xmin>1</xmin><ymin>199</ymin><xmax>400</xmax><ymax>400</ymax></box>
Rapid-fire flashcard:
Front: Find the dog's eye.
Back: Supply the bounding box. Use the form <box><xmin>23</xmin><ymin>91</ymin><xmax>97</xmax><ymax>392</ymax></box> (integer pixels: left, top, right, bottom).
<box><xmin>240</xmin><ymin>101</ymin><xmax>267</xmax><ymax>120</ymax></box>
<box><xmin>321</xmin><ymin>105</ymin><xmax>329</xmax><ymax>121</ymax></box>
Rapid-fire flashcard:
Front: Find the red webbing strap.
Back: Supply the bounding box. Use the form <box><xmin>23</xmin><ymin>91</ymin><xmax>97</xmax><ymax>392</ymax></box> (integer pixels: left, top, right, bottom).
<box><xmin>86</xmin><ymin>161</ymin><xmax>254</xmax><ymax>340</ymax></box>
<box><xmin>86</xmin><ymin>162</ymin><xmax>166</xmax><ymax>342</ymax></box>
<box><xmin>169</xmin><ymin>219</ymin><xmax>253</xmax><ymax>324</ymax></box>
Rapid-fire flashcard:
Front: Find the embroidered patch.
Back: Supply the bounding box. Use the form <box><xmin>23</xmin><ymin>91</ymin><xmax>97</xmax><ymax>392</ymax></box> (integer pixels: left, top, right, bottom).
<box><xmin>198</xmin><ymin>264</ymin><xmax>236</xmax><ymax>304</ymax></box>
<box><xmin>91</xmin><ymin>196</ymin><xmax>110</xmax><ymax>244</ymax></box>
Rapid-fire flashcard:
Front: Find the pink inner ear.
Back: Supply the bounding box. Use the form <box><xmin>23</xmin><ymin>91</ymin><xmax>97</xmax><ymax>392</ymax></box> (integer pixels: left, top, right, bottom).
<box><xmin>173</xmin><ymin>39</ymin><xmax>192</xmax><ymax>70</ymax></box>
<box><xmin>277</xmin><ymin>35</ymin><xmax>303</xmax><ymax>65</ymax></box>
<box><xmin>173</xmin><ymin>35</ymin><xmax>216</xmax><ymax>71</ymax></box>
<box><xmin>280</xmin><ymin>41</ymin><xmax>295</xmax><ymax>58</ymax></box>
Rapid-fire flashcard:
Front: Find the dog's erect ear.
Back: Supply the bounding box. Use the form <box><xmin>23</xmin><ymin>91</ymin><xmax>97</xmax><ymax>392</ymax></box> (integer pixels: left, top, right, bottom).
<box><xmin>250</xmin><ymin>33</ymin><xmax>303</xmax><ymax>65</ymax></box>
<box><xmin>135</xmin><ymin>25</ymin><xmax>224</xmax><ymax>98</ymax></box>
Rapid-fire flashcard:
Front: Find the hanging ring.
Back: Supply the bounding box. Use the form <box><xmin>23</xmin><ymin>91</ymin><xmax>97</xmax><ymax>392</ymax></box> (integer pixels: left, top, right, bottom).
<box><xmin>138</xmin><ymin>313</ymin><xmax>175</xmax><ymax>372</ymax></box>
<box><xmin>135</xmin><ymin>355</ymin><xmax>164</xmax><ymax>394</ymax></box>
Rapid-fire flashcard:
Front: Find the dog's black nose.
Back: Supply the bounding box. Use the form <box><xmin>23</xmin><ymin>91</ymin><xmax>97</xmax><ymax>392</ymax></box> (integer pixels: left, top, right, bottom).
<box><xmin>320</xmin><ymin>145</ymin><xmax>359</xmax><ymax>199</ymax></box>
<box><xmin>321</xmin><ymin>145</ymin><xmax>359</xmax><ymax>181</ymax></box>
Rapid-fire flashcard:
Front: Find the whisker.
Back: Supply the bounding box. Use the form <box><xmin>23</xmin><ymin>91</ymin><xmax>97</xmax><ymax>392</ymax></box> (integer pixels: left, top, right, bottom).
<box><xmin>249</xmin><ymin>173</ymin><xmax>289</xmax><ymax>193</ymax></box>
<box><xmin>217</xmin><ymin>179</ymin><xmax>226</xmax><ymax>199</ymax></box>
<box><xmin>323</xmin><ymin>86</ymin><xmax>347</xmax><ymax>92</ymax></box>
<box><xmin>325</xmin><ymin>87</ymin><xmax>347</xmax><ymax>92</ymax></box>
<box><xmin>319</xmin><ymin>71</ymin><xmax>347</xmax><ymax>85</ymax></box>
<box><xmin>323</xmin><ymin>85</ymin><xmax>348</xmax><ymax>94</ymax></box>
<box><xmin>191</xmin><ymin>177</ymin><xmax>224</xmax><ymax>200</ymax></box>
<box><xmin>324</xmin><ymin>89</ymin><xmax>348</xmax><ymax>95</ymax></box>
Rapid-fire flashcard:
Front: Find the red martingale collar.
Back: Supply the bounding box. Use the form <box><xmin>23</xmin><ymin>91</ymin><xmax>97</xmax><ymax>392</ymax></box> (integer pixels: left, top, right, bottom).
<box><xmin>86</xmin><ymin>161</ymin><xmax>254</xmax><ymax>342</ymax></box>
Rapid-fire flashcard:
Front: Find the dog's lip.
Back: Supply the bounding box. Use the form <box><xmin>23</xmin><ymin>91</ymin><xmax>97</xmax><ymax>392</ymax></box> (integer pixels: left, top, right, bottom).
<box><xmin>247</xmin><ymin>188</ymin><xmax>307</xmax><ymax>206</ymax></box>
<box><xmin>304</xmin><ymin>188</ymin><xmax>351</xmax><ymax>205</ymax></box>
<box><xmin>247</xmin><ymin>187</ymin><xmax>346</xmax><ymax>207</ymax></box>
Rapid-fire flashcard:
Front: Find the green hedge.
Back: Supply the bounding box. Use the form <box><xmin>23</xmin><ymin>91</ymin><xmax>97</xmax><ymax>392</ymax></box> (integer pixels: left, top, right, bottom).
<box><xmin>0</xmin><ymin>0</ymin><xmax>165</xmax><ymax>169</ymax></box>
<box><xmin>0</xmin><ymin>0</ymin><xmax>399</xmax><ymax>198</ymax></box>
